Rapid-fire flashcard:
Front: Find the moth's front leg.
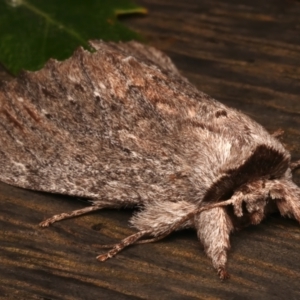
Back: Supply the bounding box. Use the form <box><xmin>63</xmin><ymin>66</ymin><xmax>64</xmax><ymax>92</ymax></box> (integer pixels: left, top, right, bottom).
<box><xmin>270</xmin><ymin>179</ymin><xmax>300</xmax><ymax>223</ymax></box>
<box><xmin>194</xmin><ymin>207</ymin><xmax>234</xmax><ymax>280</ymax></box>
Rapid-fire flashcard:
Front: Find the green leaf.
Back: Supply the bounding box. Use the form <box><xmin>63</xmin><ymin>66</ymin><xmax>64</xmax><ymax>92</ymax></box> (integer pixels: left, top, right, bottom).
<box><xmin>0</xmin><ymin>0</ymin><xmax>147</xmax><ymax>75</ymax></box>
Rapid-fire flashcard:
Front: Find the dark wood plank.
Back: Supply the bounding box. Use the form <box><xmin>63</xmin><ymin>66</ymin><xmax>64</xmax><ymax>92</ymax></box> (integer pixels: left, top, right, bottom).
<box><xmin>1</xmin><ymin>0</ymin><xmax>300</xmax><ymax>299</ymax></box>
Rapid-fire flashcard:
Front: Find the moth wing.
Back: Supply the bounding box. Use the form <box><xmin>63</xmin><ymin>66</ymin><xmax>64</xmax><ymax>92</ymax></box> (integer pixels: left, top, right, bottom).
<box><xmin>0</xmin><ymin>42</ymin><xmax>191</xmax><ymax>200</ymax></box>
<box><xmin>89</xmin><ymin>40</ymin><xmax>182</xmax><ymax>77</ymax></box>
<box><xmin>0</xmin><ymin>41</ymin><xmax>290</xmax><ymax>205</ymax></box>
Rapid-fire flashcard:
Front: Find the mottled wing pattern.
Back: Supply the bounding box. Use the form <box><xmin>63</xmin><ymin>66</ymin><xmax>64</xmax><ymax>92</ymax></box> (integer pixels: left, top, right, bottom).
<box><xmin>0</xmin><ymin>41</ymin><xmax>287</xmax><ymax>203</ymax></box>
<box><xmin>0</xmin><ymin>41</ymin><xmax>218</xmax><ymax>200</ymax></box>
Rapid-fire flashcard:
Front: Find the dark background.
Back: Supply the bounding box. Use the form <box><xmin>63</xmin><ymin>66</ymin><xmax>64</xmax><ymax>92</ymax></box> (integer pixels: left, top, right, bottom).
<box><xmin>1</xmin><ymin>0</ymin><xmax>300</xmax><ymax>299</ymax></box>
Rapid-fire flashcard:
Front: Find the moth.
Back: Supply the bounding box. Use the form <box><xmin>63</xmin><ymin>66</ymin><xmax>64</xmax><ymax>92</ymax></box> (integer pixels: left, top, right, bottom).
<box><xmin>0</xmin><ymin>41</ymin><xmax>299</xmax><ymax>280</ymax></box>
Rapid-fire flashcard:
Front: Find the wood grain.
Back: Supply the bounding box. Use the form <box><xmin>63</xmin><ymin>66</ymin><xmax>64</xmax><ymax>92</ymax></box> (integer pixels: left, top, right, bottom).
<box><xmin>1</xmin><ymin>0</ymin><xmax>300</xmax><ymax>299</ymax></box>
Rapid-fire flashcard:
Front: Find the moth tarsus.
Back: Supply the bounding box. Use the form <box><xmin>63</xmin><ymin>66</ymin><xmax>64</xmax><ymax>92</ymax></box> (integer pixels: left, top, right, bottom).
<box><xmin>1</xmin><ymin>40</ymin><xmax>300</xmax><ymax>280</ymax></box>
<box><xmin>271</xmin><ymin>128</ymin><xmax>284</xmax><ymax>138</ymax></box>
<box><xmin>39</xmin><ymin>204</ymin><xmax>104</xmax><ymax>227</ymax></box>
<box><xmin>96</xmin><ymin>229</ymin><xmax>151</xmax><ymax>262</ymax></box>
<box><xmin>218</xmin><ymin>267</ymin><xmax>230</xmax><ymax>281</ymax></box>
<box><xmin>290</xmin><ymin>160</ymin><xmax>300</xmax><ymax>171</ymax></box>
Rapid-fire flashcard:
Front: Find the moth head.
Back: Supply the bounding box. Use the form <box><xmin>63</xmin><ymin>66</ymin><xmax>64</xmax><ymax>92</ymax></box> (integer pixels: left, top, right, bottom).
<box><xmin>204</xmin><ymin>144</ymin><xmax>300</xmax><ymax>225</ymax></box>
<box><xmin>227</xmin><ymin>171</ymin><xmax>300</xmax><ymax>226</ymax></box>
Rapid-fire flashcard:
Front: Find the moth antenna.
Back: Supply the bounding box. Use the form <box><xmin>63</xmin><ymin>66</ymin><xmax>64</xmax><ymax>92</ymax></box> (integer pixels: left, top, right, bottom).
<box><xmin>97</xmin><ymin>198</ymin><xmax>236</xmax><ymax>259</ymax></box>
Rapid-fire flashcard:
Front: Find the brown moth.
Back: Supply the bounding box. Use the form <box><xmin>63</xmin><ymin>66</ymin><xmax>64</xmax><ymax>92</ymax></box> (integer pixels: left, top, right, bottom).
<box><xmin>0</xmin><ymin>41</ymin><xmax>299</xmax><ymax>279</ymax></box>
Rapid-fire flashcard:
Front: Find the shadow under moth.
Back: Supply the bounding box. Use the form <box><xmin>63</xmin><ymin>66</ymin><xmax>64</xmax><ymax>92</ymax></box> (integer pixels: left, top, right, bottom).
<box><xmin>0</xmin><ymin>40</ymin><xmax>300</xmax><ymax>280</ymax></box>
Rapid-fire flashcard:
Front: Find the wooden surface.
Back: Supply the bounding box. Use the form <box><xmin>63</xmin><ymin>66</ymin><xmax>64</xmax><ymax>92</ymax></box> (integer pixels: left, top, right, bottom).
<box><xmin>1</xmin><ymin>0</ymin><xmax>300</xmax><ymax>299</ymax></box>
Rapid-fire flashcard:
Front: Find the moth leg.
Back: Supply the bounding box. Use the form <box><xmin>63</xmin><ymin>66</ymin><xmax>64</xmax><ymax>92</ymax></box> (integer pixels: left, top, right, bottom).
<box><xmin>270</xmin><ymin>180</ymin><xmax>300</xmax><ymax>222</ymax></box>
<box><xmin>271</xmin><ymin>128</ymin><xmax>284</xmax><ymax>138</ymax></box>
<box><xmin>97</xmin><ymin>199</ymin><xmax>236</xmax><ymax>266</ymax></box>
<box><xmin>290</xmin><ymin>160</ymin><xmax>300</xmax><ymax>171</ymax></box>
<box><xmin>96</xmin><ymin>229</ymin><xmax>152</xmax><ymax>261</ymax></box>
<box><xmin>39</xmin><ymin>201</ymin><xmax>117</xmax><ymax>227</ymax></box>
<box><xmin>97</xmin><ymin>200</ymin><xmax>197</xmax><ymax>261</ymax></box>
<box><xmin>39</xmin><ymin>204</ymin><xmax>107</xmax><ymax>227</ymax></box>
<box><xmin>135</xmin><ymin>199</ymin><xmax>238</xmax><ymax>245</ymax></box>
<box><xmin>194</xmin><ymin>207</ymin><xmax>234</xmax><ymax>280</ymax></box>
